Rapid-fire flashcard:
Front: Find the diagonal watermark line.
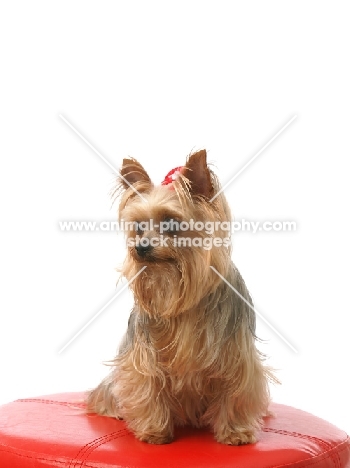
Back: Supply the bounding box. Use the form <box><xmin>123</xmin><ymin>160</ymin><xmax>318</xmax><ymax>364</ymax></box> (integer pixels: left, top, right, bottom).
<box><xmin>59</xmin><ymin>114</ymin><xmax>146</xmax><ymax>201</ymax></box>
<box><xmin>210</xmin><ymin>266</ymin><xmax>297</xmax><ymax>353</ymax></box>
<box><xmin>210</xmin><ymin>115</ymin><xmax>297</xmax><ymax>202</ymax></box>
<box><xmin>58</xmin><ymin>266</ymin><xmax>147</xmax><ymax>354</ymax></box>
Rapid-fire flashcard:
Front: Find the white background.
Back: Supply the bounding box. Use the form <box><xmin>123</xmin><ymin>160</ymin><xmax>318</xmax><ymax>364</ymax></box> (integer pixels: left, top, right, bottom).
<box><xmin>0</xmin><ymin>1</ymin><xmax>349</xmax><ymax>433</ymax></box>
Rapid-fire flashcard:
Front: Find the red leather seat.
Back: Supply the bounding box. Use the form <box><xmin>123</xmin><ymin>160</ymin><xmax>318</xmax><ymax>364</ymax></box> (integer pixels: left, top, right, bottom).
<box><xmin>0</xmin><ymin>392</ymin><xmax>349</xmax><ymax>467</ymax></box>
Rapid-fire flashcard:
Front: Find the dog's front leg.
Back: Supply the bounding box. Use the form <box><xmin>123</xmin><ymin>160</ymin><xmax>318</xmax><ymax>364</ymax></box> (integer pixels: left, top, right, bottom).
<box><xmin>115</xmin><ymin>365</ymin><xmax>174</xmax><ymax>444</ymax></box>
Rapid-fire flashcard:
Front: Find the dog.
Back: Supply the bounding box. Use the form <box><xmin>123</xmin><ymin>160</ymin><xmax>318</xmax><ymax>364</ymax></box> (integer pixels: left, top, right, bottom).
<box><xmin>87</xmin><ymin>149</ymin><xmax>276</xmax><ymax>445</ymax></box>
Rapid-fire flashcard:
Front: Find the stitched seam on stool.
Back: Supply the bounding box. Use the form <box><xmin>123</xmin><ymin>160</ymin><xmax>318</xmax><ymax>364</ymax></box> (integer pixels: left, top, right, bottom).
<box><xmin>15</xmin><ymin>398</ymin><xmax>86</xmax><ymax>409</ymax></box>
<box><xmin>69</xmin><ymin>429</ymin><xmax>129</xmax><ymax>468</ymax></box>
<box><xmin>69</xmin><ymin>430</ymin><xmax>127</xmax><ymax>467</ymax></box>
<box><xmin>79</xmin><ymin>431</ymin><xmax>130</xmax><ymax>468</ymax></box>
<box><xmin>263</xmin><ymin>428</ymin><xmax>336</xmax><ymax>453</ymax></box>
<box><xmin>264</xmin><ymin>428</ymin><xmax>340</xmax><ymax>467</ymax></box>
<box><xmin>263</xmin><ymin>428</ymin><xmax>346</xmax><ymax>468</ymax></box>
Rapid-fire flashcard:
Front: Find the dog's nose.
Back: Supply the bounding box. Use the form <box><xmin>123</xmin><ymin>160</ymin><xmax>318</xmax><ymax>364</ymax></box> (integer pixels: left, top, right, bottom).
<box><xmin>135</xmin><ymin>243</ymin><xmax>153</xmax><ymax>257</ymax></box>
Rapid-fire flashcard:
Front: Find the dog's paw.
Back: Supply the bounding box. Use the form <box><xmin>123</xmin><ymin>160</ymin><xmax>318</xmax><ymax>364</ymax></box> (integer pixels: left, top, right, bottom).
<box><xmin>215</xmin><ymin>428</ymin><xmax>257</xmax><ymax>446</ymax></box>
<box><xmin>137</xmin><ymin>432</ymin><xmax>174</xmax><ymax>445</ymax></box>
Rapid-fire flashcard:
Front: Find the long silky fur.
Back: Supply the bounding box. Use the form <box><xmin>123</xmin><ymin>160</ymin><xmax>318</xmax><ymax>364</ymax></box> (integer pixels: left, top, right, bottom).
<box><xmin>87</xmin><ymin>150</ymin><xmax>278</xmax><ymax>445</ymax></box>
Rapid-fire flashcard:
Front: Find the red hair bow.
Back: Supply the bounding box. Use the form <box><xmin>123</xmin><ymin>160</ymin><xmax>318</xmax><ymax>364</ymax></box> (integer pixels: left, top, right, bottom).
<box><xmin>161</xmin><ymin>166</ymin><xmax>183</xmax><ymax>186</ymax></box>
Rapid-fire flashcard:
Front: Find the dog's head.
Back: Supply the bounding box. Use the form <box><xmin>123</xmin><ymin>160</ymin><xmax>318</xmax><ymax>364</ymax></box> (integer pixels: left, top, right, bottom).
<box><xmin>115</xmin><ymin>150</ymin><xmax>232</xmax><ymax>317</ymax></box>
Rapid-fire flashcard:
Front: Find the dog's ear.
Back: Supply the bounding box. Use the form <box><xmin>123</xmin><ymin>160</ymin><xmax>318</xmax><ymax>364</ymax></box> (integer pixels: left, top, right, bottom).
<box><xmin>181</xmin><ymin>150</ymin><xmax>213</xmax><ymax>198</ymax></box>
<box><xmin>120</xmin><ymin>158</ymin><xmax>152</xmax><ymax>189</ymax></box>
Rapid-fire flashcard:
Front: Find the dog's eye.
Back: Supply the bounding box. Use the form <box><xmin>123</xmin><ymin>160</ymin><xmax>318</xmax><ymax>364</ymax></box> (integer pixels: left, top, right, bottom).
<box><xmin>135</xmin><ymin>222</ymin><xmax>144</xmax><ymax>235</ymax></box>
<box><xmin>162</xmin><ymin>218</ymin><xmax>180</xmax><ymax>234</ymax></box>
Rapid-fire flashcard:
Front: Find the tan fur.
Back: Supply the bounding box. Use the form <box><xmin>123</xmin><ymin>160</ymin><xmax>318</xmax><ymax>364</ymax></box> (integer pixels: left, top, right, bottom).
<box><xmin>87</xmin><ymin>149</ymin><xmax>277</xmax><ymax>445</ymax></box>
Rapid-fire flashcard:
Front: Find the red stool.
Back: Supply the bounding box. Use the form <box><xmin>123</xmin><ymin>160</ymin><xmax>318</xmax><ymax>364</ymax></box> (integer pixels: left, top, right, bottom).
<box><xmin>0</xmin><ymin>392</ymin><xmax>349</xmax><ymax>467</ymax></box>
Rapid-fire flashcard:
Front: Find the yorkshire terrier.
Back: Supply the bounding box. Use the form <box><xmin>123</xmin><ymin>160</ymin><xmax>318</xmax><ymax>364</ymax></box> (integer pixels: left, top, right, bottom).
<box><xmin>87</xmin><ymin>149</ymin><xmax>276</xmax><ymax>445</ymax></box>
